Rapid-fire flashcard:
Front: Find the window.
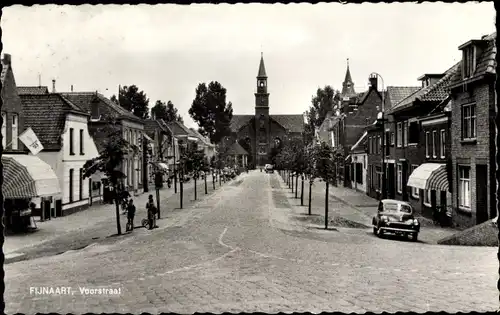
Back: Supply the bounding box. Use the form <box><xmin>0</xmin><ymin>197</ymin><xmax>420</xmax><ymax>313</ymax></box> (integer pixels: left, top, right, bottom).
<box><xmin>403</xmin><ymin>121</ymin><xmax>408</xmax><ymax>147</ymax></box>
<box><xmin>390</xmin><ymin>132</ymin><xmax>395</xmax><ymax>146</ymax></box>
<box><xmin>397</xmin><ymin>163</ymin><xmax>403</xmax><ymax>194</ymax></box>
<box><xmin>377</xmin><ymin>168</ymin><xmax>383</xmax><ymax>192</ymax></box>
<box><xmin>124</xmin><ymin>160</ymin><xmax>129</xmax><ymax>186</ymax></box>
<box><xmin>79</xmin><ymin>129</ymin><xmax>84</xmax><ymax>155</ymax></box>
<box><xmin>440</xmin><ymin>130</ymin><xmax>446</xmax><ymax>158</ymax></box>
<box><xmin>12</xmin><ymin>114</ymin><xmax>18</xmax><ymax>150</ymax></box>
<box><xmin>79</xmin><ymin>168</ymin><xmax>83</xmax><ymax>200</ymax></box>
<box><xmin>1</xmin><ymin>112</ymin><xmax>6</xmax><ymax>148</ymax></box>
<box><xmin>356</xmin><ymin>163</ymin><xmax>363</xmax><ymax>184</ymax></box>
<box><xmin>69</xmin><ymin>169</ymin><xmax>74</xmax><ymax>203</ymax></box>
<box><xmin>458</xmin><ymin>166</ymin><xmax>471</xmax><ymax>209</ymax></box>
<box><xmin>69</xmin><ymin>128</ymin><xmax>75</xmax><ymax>155</ymax></box>
<box><xmin>396</xmin><ymin>122</ymin><xmax>402</xmax><ymax>147</ymax></box>
<box><xmin>411</xmin><ymin>165</ymin><xmax>419</xmax><ymax>199</ymax></box>
<box><xmin>424</xmin><ymin>189</ymin><xmax>432</xmax><ymax>206</ymax></box>
<box><xmin>425</xmin><ymin>131</ymin><xmax>430</xmax><ymax>157</ymax></box>
<box><xmin>378</xmin><ymin>136</ymin><xmax>381</xmax><ymax>153</ymax></box>
<box><xmin>432</xmin><ymin>130</ymin><xmax>437</xmax><ymax>158</ymax></box>
<box><xmin>462</xmin><ymin>46</ymin><xmax>476</xmax><ymax>79</ymax></box>
<box><xmin>408</xmin><ymin>121</ymin><xmax>419</xmax><ymax>144</ymax></box>
<box><xmin>462</xmin><ymin>104</ymin><xmax>476</xmax><ymax>140</ymax></box>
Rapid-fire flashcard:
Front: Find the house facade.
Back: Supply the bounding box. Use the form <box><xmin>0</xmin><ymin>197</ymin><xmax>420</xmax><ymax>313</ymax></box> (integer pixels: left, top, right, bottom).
<box><xmin>20</xmin><ymin>92</ymin><xmax>100</xmax><ymax>215</ymax></box>
<box><xmin>62</xmin><ymin>92</ymin><xmax>146</xmax><ymax>195</ymax></box>
<box><xmin>2</xmin><ymin>54</ymin><xmax>25</xmax><ymax>153</ymax></box>
<box><xmin>143</xmin><ymin>119</ymin><xmax>175</xmax><ymax>183</ymax></box>
<box><xmin>446</xmin><ymin>32</ymin><xmax>496</xmax><ymax>228</ymax></box>
<box><xmin>350</xmin><ymin>131</ymin><xmax>368</xmax><ymax>193</ymax></box>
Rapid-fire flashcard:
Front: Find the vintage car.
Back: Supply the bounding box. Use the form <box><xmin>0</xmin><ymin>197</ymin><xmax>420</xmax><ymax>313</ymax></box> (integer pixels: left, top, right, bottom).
<box><xmin>264</xmin><ymin>164</ymin><xmax>274</xmax><ymax>173</ymax></box>
<box><xmin>372</xmin><ymin>199</ymin><xmax>420</xmax><ymax>241</ymax></box>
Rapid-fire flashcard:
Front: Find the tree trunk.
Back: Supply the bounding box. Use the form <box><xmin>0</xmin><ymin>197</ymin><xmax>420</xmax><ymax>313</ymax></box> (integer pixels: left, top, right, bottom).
<box><xmin>194</xmin><ymin>178</ymin><xmax>197</xmax><ymax>200</ymax></box>
<box><xmin>180</xmin><ymin>179</ymin><xmax>184</xmax><ymax>209</ymax></box>
<box><xmin>213</xmin><ymin>174</ymin><xmax>216</xmax><ymax>190</ymax></box>
<box><xmin>325</xmin><ymin>181</ymin><xmax>329</xmax><ymax>230</ymax></box>
<box><xmin>295</xmin><ymin>174</ymin><xmax>299</xmax><ymax>198</ymax></box>
<box><xmin>174</xmin><ymin>171</ymin><xmax>177</xmax><ymax>194</ymax></box>
<box><xmin>300</xmin><ymin>175</ymin><xmax>304</xmax><ymax>206</ymax></box>
<box><xmin>291</xmin><ymin>174</ymin><xmax>294</xmax><ymax>193</ymax></box>
<box><xmin>219</xmin><ymin>169</ymin><xmax>222</xmax><ymax>186</ymax></box>
<box><xmin>205</xmin><ymin>174</ymin><xmax>208</xmax><ymax>194</ymax></box>
<box><xmin>113</xmin><ymin>185</ymin><xmax>122</xmax><ymax>235</ymax></box>
<box><xmin>156</xmin><ymin>188</ymin><xmax>161</xmax><ymax>219</ymax></box>
<box><xmin>308</xmin><ymin>180</ymin><xmax>312</xmax><ymax>215</ymax></box>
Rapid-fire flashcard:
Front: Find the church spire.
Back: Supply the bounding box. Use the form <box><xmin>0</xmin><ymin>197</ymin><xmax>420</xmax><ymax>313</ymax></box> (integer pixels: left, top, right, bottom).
<box><xmin>341</xmin><ymin>58</ymin><xmax>356</xmax><ymax>98</ymax></box>
<box><xmin>257</xmin><ymin>52</ymin><xmax>267</xmax><ymax>78</ymax></box>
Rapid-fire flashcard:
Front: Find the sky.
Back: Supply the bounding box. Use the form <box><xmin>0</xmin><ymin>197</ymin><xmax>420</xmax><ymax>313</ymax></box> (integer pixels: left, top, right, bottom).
<box><xmin>1</xmin><ymin>3</ymin><xmax>496</xmax><ymax>129</ymax></box>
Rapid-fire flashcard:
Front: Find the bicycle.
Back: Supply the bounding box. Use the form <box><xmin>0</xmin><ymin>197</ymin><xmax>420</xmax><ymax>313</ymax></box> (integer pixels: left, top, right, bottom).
<box><xmin>141</xmin><ymin>218</ymin><xmax>150</xmax><ymax>229</ymax></box>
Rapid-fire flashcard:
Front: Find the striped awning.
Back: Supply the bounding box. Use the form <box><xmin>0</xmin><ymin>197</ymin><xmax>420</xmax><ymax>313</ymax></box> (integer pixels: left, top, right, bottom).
<box><xmin>407</xmin><ymin>163</ymin><xmax>448</xmax><ymax>191</ymax></box>
<box><xmin>2</xmin><ymin>155</ymin><xmax>61</xmax><ymax>199</ymax></box>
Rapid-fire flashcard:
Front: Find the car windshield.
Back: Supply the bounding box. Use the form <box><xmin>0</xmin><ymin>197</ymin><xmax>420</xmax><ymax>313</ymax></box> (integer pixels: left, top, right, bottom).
<box><xmin>382</xmin><ymin>202</ymin><xmax>412</xmax><ymax>213</ymax></box>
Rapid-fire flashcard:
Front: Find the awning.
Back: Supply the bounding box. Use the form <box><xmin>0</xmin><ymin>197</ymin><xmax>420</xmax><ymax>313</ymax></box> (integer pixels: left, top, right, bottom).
<box><xmin>2</xmin><ymin>155</ymin><xmax>61</xmax><ymax>199</ymax></box>
<box><xmin>407</xmin><ymin>163</ymin><xmax>448</xmax><ymax>191</ymax></box>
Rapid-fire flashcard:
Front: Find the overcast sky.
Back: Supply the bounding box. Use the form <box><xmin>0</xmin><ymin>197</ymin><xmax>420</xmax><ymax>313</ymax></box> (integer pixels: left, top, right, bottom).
<box><xmin>1</xmin><ymin>3</ymin><xmax>495</xmax><ymax>129</ymax></box>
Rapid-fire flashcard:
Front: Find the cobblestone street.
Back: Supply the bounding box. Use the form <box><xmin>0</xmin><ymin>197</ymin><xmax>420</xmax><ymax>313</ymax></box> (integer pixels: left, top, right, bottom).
<box><xmin>5</xmin><ymin>171</ymin><xmax>497</xmax><ymax>313</ymax></box>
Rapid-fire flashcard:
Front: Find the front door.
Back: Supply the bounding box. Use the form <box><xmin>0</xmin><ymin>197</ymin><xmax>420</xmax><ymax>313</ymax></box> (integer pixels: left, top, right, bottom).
<box><xmin>387</xmin><ymin>163</ymin><xmax>395</xmax><ymax>199</ymax></box>
<box><xmin>476</xmin><ymin>164</ymin><xmax>488</xmax><ymax>224</ymax></box>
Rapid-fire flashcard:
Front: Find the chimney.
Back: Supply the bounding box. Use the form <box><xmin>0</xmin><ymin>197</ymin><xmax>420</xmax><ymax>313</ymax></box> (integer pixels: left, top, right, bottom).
<box><xmin>368</xmin><ymin>74</ymin><xmax>378</xmax><ymax>91</ymax></box>
<box><xmin>91</xmin><ymin>96</ymin><xmax>100</xmax><ymax>120</ymax></box>
<box><xmin>2</xmin><ymin>53</ymin><xmax>11</xmax><ymax>65</ymax></box>
<box><xmin>71</xmin><ymin>85</ymin><xmax>73</xmax><ymax>92</ymax></box>
<box><xmin>52</xmin><ymin>79</ymin><xmax>56</xmax><ymax>93</ymax></box>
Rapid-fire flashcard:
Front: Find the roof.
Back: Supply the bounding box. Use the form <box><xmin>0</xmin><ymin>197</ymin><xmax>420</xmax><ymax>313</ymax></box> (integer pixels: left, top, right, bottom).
<box><xmin>230</xmin><ymin>115</ymin><xmax>253</xmax><ymax>132</ymax></box>
<box><xmin>189</xmin><ymin>128</ymin><xmax>214</xmax><ymax>146</ymax></box>
<box><xmin>385</xmin><ymin>86</ymin><xmax>420</xmax><ymax>109</ymax></box>
<box><xmin>257</xmin><ymin>53</ymin><xmax>267</xmax><ymax>77</ymax></box>
<box><xmin>166</xmin><ymin>120</ymin><xmax>191</xmax><ymax>137</ymax></box>
<box><xmin>20</xmin><ymin>93</ymin><xmax>88</xmax><ymax>150</ymax></box>
<box><xmin>270</xmin><ymin>115</ymin><xmax>305</xmax><ymax>133</ymax></box>
<box><xmin>1</xmin><ymin>55</ymin><xmax>10</xmax><ymax>85</ymax></box>
<box><xmin>226</xmin><ymin>141</ymin><xmax>249</xmax><ymax>156</ymax></box>
<box><xmin>351</xmin><ymin>131</ymin><xmax>368</xmax><ymax>152</ymax></box>
<box><xmin>143</xmin><ymin>119</ymin><xmax>171</xmax><ymax>138</ymax></box>
<box><xmin>389</xmin><ymin>62</ymin><xmax>460</xmax><ymax>114</ymax></box>
<box><xmin>448</xmin><ymin>32</ymin><xmax>496</xmax><ymax>87</ymax></box>
<box><xmin>61</xmin><ymin>92</ymin><xmax>142</xmax><ymax>123</ymax></box>
<box><xmin>18</xmin><ymin>86</ymin><xmax>49</xmax><ymax>95</ymax></box>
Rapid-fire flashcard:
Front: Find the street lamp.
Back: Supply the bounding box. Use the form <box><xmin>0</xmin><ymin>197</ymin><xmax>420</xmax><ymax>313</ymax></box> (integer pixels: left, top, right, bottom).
<box><xmin>369</xmin><ymin>72</ymin><xmax>387</xmax><ymax>200</ymax></box>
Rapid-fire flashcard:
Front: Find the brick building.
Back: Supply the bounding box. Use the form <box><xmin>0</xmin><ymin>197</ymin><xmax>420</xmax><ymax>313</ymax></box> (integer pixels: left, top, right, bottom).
<box><xmin>446</xmin><ymin>32</ymin><xmax>496</xmax><ymax>228</ymax></box>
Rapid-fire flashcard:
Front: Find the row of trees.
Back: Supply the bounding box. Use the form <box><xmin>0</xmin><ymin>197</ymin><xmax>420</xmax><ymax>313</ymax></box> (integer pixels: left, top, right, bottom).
<box><xmin>274</xmin><ymin>137</ymin><xmax>337</xmax><ymax>230</ymax></box>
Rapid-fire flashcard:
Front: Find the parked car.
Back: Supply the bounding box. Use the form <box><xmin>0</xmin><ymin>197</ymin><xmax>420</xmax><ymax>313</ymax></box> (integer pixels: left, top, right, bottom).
<box><xmin>264</xmin><ymin>164</ymin><xmax>274</xmax><ymax>173</ymax></box>
<box><xmin>372</xmin><ymin>199</ymin><xmax>420</xmax><ymax>241</ymax></box>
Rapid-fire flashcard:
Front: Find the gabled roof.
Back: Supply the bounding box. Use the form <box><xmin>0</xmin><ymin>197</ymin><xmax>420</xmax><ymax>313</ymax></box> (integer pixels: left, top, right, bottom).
<box><xmin>166</xmin><ymin>120</ymin><xmax>191</xmax><ymax>137</ymax></box>
<box><xmin>226</xmin><ymin>141</ymin><xmax>249</xmax><ymax>156</ymax></box>
<box><xmin>448</xmin><ymin>32</ymin><xmax>496</xmax><ymax>87</ymax></box>
<box><xmin>20</xmin><ymin>94</ymin><xmax>88</xmax><ymax>150</ymax></box>
<box><xmin>270</xmin><ymin>114</ymin><xmax>305</xmax><ymax>133</ymax></box>
<box><xmin>18</xmin><ymin>86</ymin><xmax>49</xmax><ymax>95</ymax></box>
<box><xmin>230</xmin><ymin>115</ymin><xmax>253</xmax><ymax>132</ymax></box>
<box><xmin>385</xmin><ymin>86</ymin><xmax>420</xmax><ymax>109</ymax></box>
<box><xmin>189</xmin><ymin>128</ymin><xmax>214</xmax><ymax>147</ymax></box>
<box><xmin>389</xmin><ymin>62</ymin><xmax>460</xmax><ymax>114</ymax></box>
<box><xmin>143</xmin><ymin>119</ymin><xmax>171</xmax><ymax>138</ymax></box>
<box><xmin>61</xmin><ymin>92</ymin><xmax>143</xmax><ymax>123</ymax></box>
<box><xmin>351</xmin><ymin>131</ymin><xmax>368</xmax><ymax>153</ymax></box>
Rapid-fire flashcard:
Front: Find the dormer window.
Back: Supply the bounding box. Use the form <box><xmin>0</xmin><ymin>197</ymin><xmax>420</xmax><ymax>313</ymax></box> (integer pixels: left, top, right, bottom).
<box><xmin>462</xmin><ymin>45</ymin><xmax>476</xmax><ymax>79</ymax></box>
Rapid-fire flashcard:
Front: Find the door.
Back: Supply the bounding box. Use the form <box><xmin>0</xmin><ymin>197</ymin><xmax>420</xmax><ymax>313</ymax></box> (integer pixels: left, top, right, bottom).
<box><xmin>476</xmin><ymin>164</ymin><xmax>488</xmax><ymax>224</ymax></box>
<box><xmin>387</xmin><ymin>163</ymin><xmax>395</xmax><ymax>199</ymax></box>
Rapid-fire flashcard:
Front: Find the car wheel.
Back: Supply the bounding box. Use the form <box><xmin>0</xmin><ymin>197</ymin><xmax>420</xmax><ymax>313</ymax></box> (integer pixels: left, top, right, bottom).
<box><xmin>376</xmin><ymin>226</ymin><xmax>384</xmax><ymax>238</ymax></box>
<box><xmin>411</xmin><ymin>233</ymin><xmax>418</xmax><ymax>242</ymax></box>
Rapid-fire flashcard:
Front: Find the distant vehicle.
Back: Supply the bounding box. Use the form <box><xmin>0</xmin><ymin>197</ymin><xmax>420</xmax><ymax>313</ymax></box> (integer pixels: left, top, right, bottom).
<box><xmin>372</xmin><ymin>199</ymin><xmax>420</xmax><ymax>241</ymax></box>
<box><xmin>264</xmin><ymin>164</ymin><xmax>274</xmax><ymax>173</ymax></box>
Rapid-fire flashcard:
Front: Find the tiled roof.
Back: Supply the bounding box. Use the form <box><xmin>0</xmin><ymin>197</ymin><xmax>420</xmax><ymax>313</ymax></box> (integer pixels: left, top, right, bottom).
<box><xmin>270</xmin><ymin>114</ymin><xmax>305</xmax><ymax>133</ymax></box>
<box><xmin>143</xmin><ymin>119</ymin><xmax>171</xmax><ymax>138</ymax></box>
<box><xmin>166</xmin><ymin>120</ymin><xmax>190</xmax><ymax>137</ymax></box>
<box><xmin>18</xmin><ymin>86</ymin><xmax>49</xmax><ymax>95</ymax></box>
<box><xmin>20</xmin><ymin>94</ymin><xmax>87</xmax><ymax>150</ymax></box>
<box><xmin>449</xmin><ymin>32</ymin><xmax>496</xmax><ymax>87</ymax></box>
<box><xmin>230</xmin><ymin>115</ymin><xmax>253</xmax><ymax>132</ymax></box>
<box><xmin>389</xmin><ymin>62</ymin><xmax>460</xmax><ymax>114</ymax></box>
<box><xmin>189</xmin><ymin>128</ymin><xmax>214</xmax><ymax>146</ymax></box>
<box><xmin>60</xmin><ymin>92</ymin><xmax>142</xmax><ymax>123</ymax></box>
<box><xmin>226</xmin><ymin>141</ymin><xmax>249</xmax><ymax>155</ymax></box>
<box><xmin>385</xmin><ymin>86</ymin><xmax>420</xmax><ymax>109</ymax></box>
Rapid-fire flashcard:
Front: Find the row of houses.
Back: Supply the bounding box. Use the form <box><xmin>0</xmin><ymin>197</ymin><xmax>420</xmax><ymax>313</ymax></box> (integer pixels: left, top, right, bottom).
<box><xmin>1</xmin><ymin>53</ymin><xmax>216</xmax><ymax>216</ymax></box>
<box><xmin>316</xmin><ymin>32</ymin><xmax>496</xmax><ymax>229</ymax></box>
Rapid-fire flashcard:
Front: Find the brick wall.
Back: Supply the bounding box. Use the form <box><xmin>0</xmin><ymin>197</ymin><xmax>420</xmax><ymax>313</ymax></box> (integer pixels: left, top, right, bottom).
<box><xmin>450</xmin><ymin>80</ymin><xmax>495</xmax><ymax>229</ymax></box>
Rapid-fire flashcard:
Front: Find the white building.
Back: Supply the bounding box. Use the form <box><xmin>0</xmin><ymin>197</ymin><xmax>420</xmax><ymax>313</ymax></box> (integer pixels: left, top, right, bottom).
<box><xmin>350</xmin><ymin>131</ymin><xmax>368</xmax><ymax>193</ymax></box>
<box><xmin>19</xmin><ymin>91</ymin><xmax>100</xmax><ymax>215</ymax></box>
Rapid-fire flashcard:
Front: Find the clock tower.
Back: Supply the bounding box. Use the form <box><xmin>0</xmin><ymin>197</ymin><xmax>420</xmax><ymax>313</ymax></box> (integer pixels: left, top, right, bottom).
<box><xmin>254</xmin><ymin>52</ymin><xmax>270</xmax><ymax>166</ymax></box>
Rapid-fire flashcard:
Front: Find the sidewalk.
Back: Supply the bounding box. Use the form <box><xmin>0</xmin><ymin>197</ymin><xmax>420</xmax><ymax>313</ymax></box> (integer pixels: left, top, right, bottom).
<box><xmin>277</xmin><ymin>173</ymin><xmax>459</xmax><ymax>244</ymax></box>
<box><xmin>4</xmin><ymin>176</ymin><xmax>223</xmax><ymax>257</ymax></box>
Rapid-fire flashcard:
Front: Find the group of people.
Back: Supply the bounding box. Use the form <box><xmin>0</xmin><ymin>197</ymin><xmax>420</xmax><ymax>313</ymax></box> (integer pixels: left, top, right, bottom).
<box><xmin>122</xmin><ymin>192</ymin><xmax>159</xmax><ymax>232</ymax></box>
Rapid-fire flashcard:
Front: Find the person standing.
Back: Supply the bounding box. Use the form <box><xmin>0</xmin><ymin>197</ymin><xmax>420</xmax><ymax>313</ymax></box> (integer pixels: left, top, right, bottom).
<box><xmin>126</xmin><ymin>199</ymin><xmax>136</xmax><ymax>232</ymax></box>
<box><xmin>146</xmin><ymin>195</ymin><xmax>157</xmax><ymax>230</ymax></box>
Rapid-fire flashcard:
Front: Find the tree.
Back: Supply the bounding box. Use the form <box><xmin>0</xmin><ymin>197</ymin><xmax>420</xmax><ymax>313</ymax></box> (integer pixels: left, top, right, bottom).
<box><xmin>189</xmin><ymin>81</ymin><xmax>233</xmax><ymax>144</ymax></box>
<box><xmin>111</xmin><ymin>85</ymin><xmax>150</xmax><ymax>119</ymax></box>
<box><xmin>304</xmin><ymin>144</ymin><xmax>318</xmax><ymax>214</ymax></box>
<box><xmin>314</xmin><ymin>142</ymin><xmax>336</xmax><ymax>230</ymax></box>
<box><xmin>179</xmin><ymin>146</ymin><xmax>206</xmax><ymax>201</ymax></box>
<box><xmin>304</xmin><ymin>86</ymin><xmax>342</xmax><ymax>146</ymax></box>
<box><xmin>82</xmin><ymin>117</ymin><xmax>139</xmax><ymax>235</ymax></box>
<box><xmin>151</xmin><ymin>100</ymin><xmax>184</xmax><ymax>123</ymax></box>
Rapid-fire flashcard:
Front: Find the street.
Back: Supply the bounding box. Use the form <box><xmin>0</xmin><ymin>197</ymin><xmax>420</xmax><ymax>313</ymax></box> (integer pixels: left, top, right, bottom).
<box><xmin>5</xmin><ymin>171</ymin><xmax>497</xmax><ymax>313</ymax></box>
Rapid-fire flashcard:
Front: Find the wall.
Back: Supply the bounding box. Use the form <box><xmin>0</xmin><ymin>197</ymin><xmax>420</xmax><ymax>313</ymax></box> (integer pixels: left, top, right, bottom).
<box><xmin>351</xmin><ymin>152</ymin><xmax>367</xmax><ymax>193</ymax></box>
<box><xmin>1</xmin><ymin>60</ymin><xmax>25</xmax><ymax>152</ymax></box>
<box><xmin>30</xmin><ymin>150</ymin><xmax>63</xmax><ymax>207</ymax></box>
<box><xmin>122</xmin><ymin>119</ymin><xmax>145</xmax><ymax>193</ymax></box>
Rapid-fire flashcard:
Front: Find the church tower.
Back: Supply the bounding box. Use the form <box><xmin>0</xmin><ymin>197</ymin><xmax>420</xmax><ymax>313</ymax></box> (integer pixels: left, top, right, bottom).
<box><xmin>254</xmin><ymin>52</ymin><xmax>270</xmax><ymax>167</ymax></box>
<box><xmin>341</xmin><ymin>58</ymin><xmax>356</xmax><ymax>99</ymax></box>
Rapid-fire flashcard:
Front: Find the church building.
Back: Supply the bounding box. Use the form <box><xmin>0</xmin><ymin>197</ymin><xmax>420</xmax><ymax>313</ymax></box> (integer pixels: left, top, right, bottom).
<box><xmin>225</xmin><ymin>53</ymin><xmax>305</xmax><ymax>169</ymax></box>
